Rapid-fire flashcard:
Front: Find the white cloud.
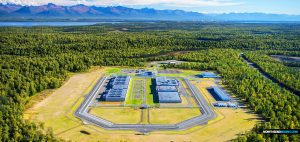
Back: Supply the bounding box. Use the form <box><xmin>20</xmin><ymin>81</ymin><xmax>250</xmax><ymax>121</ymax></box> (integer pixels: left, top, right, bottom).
<box><xmin>0</xmin><ymin>0</ymin><xmax>241</xmax><ymax>7</ymax></box>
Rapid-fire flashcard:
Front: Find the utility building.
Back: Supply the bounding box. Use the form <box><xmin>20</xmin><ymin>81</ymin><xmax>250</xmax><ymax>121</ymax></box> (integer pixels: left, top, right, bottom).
<box><xmin>212</xmin><ymin>86</ymin><xmax>231</xmax><ymax>101</ymax></box>
<box><xmin>136</xmin><ymin>70</ymin><xmax>155</xmax><ymax>77</ymax></box>
<box><xmin>156</xmin><ymin>77</ymin><xmax>179</xmax><ymax>86</ymax></box>
<box><xmin>106</xmin><ymin>76</ymin><xmax>130</xmax><ymax>102</ymax></box>
<box><xmin>214</xmin><ymin>102</ymin><xmax>228</xmax><ymax>107</ymax></box>
<box><xmin>197</xmin><ymin>72</ymin><xmax>220</xmax><ymax>78</ymax></box>
<box><xmin>156</xmin><ymin>86</ymin><xmax>178</xmax><ymax>92</ymax></box>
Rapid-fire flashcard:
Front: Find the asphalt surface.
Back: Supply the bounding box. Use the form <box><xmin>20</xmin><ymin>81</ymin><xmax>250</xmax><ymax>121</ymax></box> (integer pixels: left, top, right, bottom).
<box><xmin>241</xmin><ymin>53</ymin><xmax>300</xmax><ymax>96</ymax></box>
<box><xmin>74</xmin><ymin>76</ymin><xmax>216</xmax><ymax>132</ymax></box>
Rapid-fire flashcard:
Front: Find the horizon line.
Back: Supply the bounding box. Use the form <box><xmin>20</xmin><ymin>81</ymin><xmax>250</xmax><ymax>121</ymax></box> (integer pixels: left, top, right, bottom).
<box><xmin>1</xmin><ymin>2</ymin><xmax>300</xmax><ymax>16</ymax></box>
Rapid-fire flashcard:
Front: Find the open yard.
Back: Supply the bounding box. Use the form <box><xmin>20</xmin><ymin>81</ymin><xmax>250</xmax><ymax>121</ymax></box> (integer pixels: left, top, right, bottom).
<box><xmin>89</xmin><ymin>107</ymin><xmax>141</xmax><ymax>124</ymax></box>
<box><xmin>149</xmin><ymin>108</ymin><xmax>201</xmax><ymax>124</ymax></box>
<box><xmin>24</xmin><ymin>67</ymin><xmax>259</xmax><ymax>142</ymax></box>
<box><xmin>125</xmin><ymin>78</ymin><xmax>145</xmax><ymax>106</ymax></box>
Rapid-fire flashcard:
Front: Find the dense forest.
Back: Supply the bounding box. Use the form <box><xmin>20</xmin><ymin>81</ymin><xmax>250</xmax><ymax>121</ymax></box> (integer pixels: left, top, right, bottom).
<box><xmin>0</xmin><ymin>22</ymin><xmax>300</xmax><ymax>141</ymax></box>
<box><xmin>165</xmin><ymin>49</ymin><xmax>300</xmax><ymax>141</ymax></box>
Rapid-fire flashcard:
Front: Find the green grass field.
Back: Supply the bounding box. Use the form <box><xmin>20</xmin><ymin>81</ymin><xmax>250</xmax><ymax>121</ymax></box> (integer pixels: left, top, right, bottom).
<box><xmin>125</xmin><ymin>78</ymin><xmax>144</xmax><ymax>106</ymax></box>
<box><xmin>89</xmin><ymin>107</ymin><xmax>141</xmax><ymax>124</ymax></box>
<box><xmin>125</xmin><ymin>77</ymin><xmax>158</xmax><ymax>106</ymax></box>
<box><xmin>149</xmin><ymin>108</ymin><xmax>201</xmax><ymax>124</ymax></box>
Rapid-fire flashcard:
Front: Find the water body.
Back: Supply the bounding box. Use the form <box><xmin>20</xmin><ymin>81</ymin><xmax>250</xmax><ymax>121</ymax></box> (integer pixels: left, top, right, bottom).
<box><xmin>0</xmin><ymin>21</ymin><xmax>122</xmax><ymax>27</ymax></box>
<box><xmin>237</xmin><ymin>21</ymin><xmax>300</xmax><ymax>24</ymax></box>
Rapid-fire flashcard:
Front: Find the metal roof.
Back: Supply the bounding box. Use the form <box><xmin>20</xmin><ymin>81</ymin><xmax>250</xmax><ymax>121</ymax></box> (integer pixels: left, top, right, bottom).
<box><xmin>212</xmin><ymin>86</ymin><xmax>231</xmax><ymax>101</ymax></box>
<box><xmin>156</xmin><ymin>86</ymin><xmax>178</xmax><ymax>92</ymax></box>
<box><xmin>137</xmin><ymin>71</ymin><xmax>154</xmax><ymax>77</ymax></box>
<box><xmin>112</xmin><ymin>76</ymin><xmax>130</xmax><ymax>86</ymax></box>
<box><xmin>158</xmin><ymin>92</ymin><xmax>181</xmax><ymax>103</ymax></box>
<box><xmin>107</xmin><ymin>89</ymin><xmax>127</xmax><ymax>97</ymax></box>
<box><xmin>155</xmin><ymin>77</ymin><xmax>179</xmax><ymax>86</ymax></box>
<box><xmin>198</xmin><ymin>72</ymin><xmax>220</xmax><ymax>78</ymax></box>
<box><xmin>106</xmin><ymin>76</ymin><xmax>130</xmax><ymax>102</ymax></box>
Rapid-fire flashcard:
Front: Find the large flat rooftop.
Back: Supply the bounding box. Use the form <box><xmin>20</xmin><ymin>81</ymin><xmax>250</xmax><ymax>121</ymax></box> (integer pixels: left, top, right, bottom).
<box><xmin>106</xmin><ymin>76</ymin><xmax>130</xmax><ymax>102</ymax></box>
<box><xmin>158</xmin><ymin>92</ymin><xmax>181</xmax><ymax>103</ymax></box>
<box><xmin>212</xmin><ymin>86</ymin><xmax>230</xmax><ymax>101</ymax></box>
<box><xmin>106</xmin><ymin>89</ymin><xmax>127</xmax><ymax>102</ymax></box>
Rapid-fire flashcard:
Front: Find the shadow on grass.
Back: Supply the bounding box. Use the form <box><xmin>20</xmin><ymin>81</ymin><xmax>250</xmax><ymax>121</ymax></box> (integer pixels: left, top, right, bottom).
<box><xmin>80</xmin><ymin>130</ymin><xmax>91</xmax><ymax>135</ymax></box>
<box><xmin>150</xmin><ymin>78</ymin><xmax>159</xmax><ymax>103</ymax></box>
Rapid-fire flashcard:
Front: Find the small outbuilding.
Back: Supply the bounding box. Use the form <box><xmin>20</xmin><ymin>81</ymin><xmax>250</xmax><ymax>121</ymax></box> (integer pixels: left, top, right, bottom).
<box><xmin>156</xmin><ymin>86</ymin><xmax>178</xmax><ymax>92</ymax></box>
<box><xmin>136</xmin><ymin>71</ymin><xmax>155</xmax><ymax>77</ymax></box>
<box><xmin>227</xmin><ymin>102</ymin><xmax>237</xmax><ymax>107</ymax></box>
<box><xmin>197</xmin><ymin>72</ymin><xmax>220</xmax><ymax>78</ymax></box>
<box><xmin>156</xmin><ymin>77</ymin><xmax>179</xmax><ymax>86</ymax></box>
<box><xmin>214</xmin><ymin>102</ymin><xmax>228</xmax><ymax>107</ymax></box>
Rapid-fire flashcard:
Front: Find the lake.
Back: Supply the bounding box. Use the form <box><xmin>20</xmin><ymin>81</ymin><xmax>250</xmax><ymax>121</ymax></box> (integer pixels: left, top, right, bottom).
<box><xmin>0</xmin><ymin>21</ymin><xmax>122</xmax><ymax>27</ymax></box>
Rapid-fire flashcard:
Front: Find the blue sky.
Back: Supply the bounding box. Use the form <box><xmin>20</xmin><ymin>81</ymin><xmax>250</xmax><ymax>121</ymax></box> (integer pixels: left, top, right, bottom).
<box><xmin>1</xmin><ymin>0</ymin><xmax>300</xmax><ymax>15</ymax></box>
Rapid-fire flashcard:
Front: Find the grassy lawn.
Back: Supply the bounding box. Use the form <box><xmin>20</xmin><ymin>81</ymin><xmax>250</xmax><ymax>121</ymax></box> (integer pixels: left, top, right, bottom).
<box><xmin>89</xmin><ymin>107</ymin><xmax>141</xmax><ymax>124</ymax></box>
<box><xmin>149</xmin><ymin>108</ymin><xmax>201</xmax><ymax>124</ymax></box>
<box><xmin>105</xmin><ymin>67</ymin><xmax>122</xmax><ymax>75</ymax></box>
<box><xmin>125</xmin><ymin>78</ymin><xmax>143</xmax><ymax>106</ymax></box>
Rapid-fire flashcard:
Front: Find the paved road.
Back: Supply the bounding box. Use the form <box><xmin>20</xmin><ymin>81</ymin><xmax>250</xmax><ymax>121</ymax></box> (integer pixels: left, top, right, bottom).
<box><xmin>241</xmin><ymin>53</ymin><xmax>300</xmax><ymax>96</ymax></box>
<box><xmin>241</xmin><ymin>54</ymin><xmax>269</xmax><ymax>79</ymax></box>
<box><xmin>74</xmin><ymin>76</ymin><xmax>216</xmax><ymax>132</ymax></box>
<box><xmin>179</xmin><ymin>81</ymin><xmax>193</xmax><ymax>107</ymax></box>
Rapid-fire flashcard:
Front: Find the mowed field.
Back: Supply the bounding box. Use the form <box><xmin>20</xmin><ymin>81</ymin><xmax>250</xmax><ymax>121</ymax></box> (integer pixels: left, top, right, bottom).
<box><xmin>149</xmin><ymin>108</ymin><xmax>201</xmax><ymax>124</ymax></box>
<box><xmin>89</xmin><ymin>107</ymin><xmax>141</xmax><ymax>124</ymax></box>
<box><xmin>24</xmin><ymin>67</ymin><xmax>259</xmax><ymax>142</ymax></box>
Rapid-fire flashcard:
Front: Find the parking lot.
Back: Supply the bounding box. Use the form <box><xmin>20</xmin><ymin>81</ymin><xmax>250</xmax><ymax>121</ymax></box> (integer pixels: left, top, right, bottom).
<box><xmin>158</xmin><ymin>70</ymin><xmax>182</xmax><ymax>74</ymax></box>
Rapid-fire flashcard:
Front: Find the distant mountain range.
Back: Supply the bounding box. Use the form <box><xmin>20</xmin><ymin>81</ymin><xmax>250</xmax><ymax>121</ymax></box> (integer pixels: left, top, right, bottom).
<box><xmin>1</xmin><ymin>3</ymin><xmax>300</xmax><ymax>21</ymax></box>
